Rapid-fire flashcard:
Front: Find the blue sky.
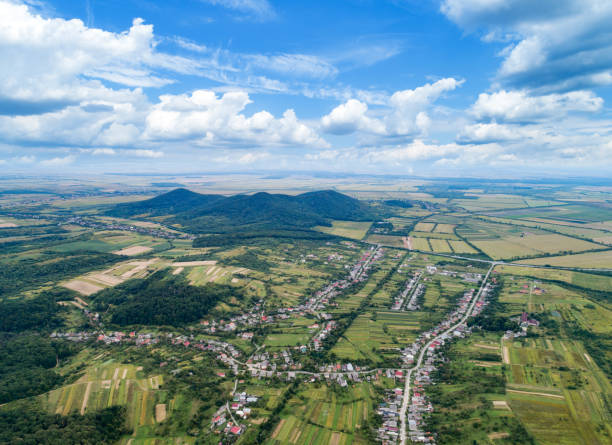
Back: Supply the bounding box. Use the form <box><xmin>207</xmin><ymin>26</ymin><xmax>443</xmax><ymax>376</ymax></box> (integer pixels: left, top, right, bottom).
<box><xmin>1</xmin><ymin>0</ymin><xmax>611</xmax><ymax>176</ymax></box>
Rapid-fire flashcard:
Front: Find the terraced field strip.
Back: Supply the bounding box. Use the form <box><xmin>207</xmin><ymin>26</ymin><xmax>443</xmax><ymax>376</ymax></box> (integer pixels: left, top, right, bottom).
<box><xmin>507</xmin><ymin>389</ymin><xmax>565</xmax><ymax>399</ymax></box>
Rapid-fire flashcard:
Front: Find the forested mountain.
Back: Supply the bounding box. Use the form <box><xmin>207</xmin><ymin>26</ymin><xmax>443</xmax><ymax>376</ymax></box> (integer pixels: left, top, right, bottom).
<box><xmin>108</xmin><ymin>188</ymin><xmax>224</xmax><ymax>217</ymax></box>
<box><xmin>108</xmin><ymin>188</ymin><xmax>376</xmax><ymax>232</ymax></box>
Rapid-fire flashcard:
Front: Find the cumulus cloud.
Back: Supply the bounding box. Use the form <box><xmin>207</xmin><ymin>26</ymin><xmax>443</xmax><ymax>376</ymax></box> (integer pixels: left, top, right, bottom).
<box><xmin>0</xmin><ymin>1</ymin><xmax>198</xmax><ymax>108</ymax></box>
<box><xmin>145</xmin><ymin>90</ymin><xmax>327</xmax><ymax>148</ymax></box>
<box><xmin>321</xmin><ymin>99</ymin><xmax>385</xmax><ymax>135</ymax></box>
<box><xmin>321</xmin><ymin>78</ymin><xmax>462</xmax><ymax>140</ymax></box>
<box><xmin>471</xmin><ymin>90</ymin><xmax>603</xmax><ymax>122</ymax></box>
<box><xmin>441</xmin><ymin>0</ymin><xmax>612</xmax><ymax>92</ymax></box>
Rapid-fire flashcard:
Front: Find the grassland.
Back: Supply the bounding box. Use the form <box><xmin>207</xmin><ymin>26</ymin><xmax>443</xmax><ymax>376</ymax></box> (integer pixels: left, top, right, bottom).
<box><xmin>494</xmin><ymin>265</ymin><xmax>612</xmax><ymax>292</ymax></box>
<box><xmin>518</xmin><ymin>249</ymin><xmax>612</xmax><ymax>268</ymax></box>
<box><xmin>314</xmin><ymin>220</ymin><xmax>373</xmax><ymax>240</ymax></box>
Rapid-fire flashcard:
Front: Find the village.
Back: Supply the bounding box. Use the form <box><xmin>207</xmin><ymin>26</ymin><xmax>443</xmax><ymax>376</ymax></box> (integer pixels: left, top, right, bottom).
<box><xmin>49</xmin><ymin>247</ymin><xmax>502</xmax><ymax>444</ymax></box>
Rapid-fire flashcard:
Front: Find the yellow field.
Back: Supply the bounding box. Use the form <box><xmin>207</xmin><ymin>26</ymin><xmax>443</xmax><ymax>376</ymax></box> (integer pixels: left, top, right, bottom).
<box><xmin>315</xmin><ymin>220</ymin><xmax>373</xmax><ymax>240</ymax></box>
<box><xmin>365</xmin><ymin>234</ymin><xmax>405</xmax><ymax>248</ymax></box>
<box><xmin>448</xmin><ymin>240</ymin><xmax>478</xmax><ymax>254</ymax></box>
<box><xmin>414</xmin><ymin>222</ymin><xmax>435</xmax><ymax>232</ymax></box>
<box><xmin>473</xmin><ymin>234</ymin><xmax>600</xmax><ymax>260</ymax></box>
<box><xmin>433</xmin><ymin>223</ymin><xmax>455</xmax><ymax>233</ymax></box>
<box><xmin>518</xmin><ymin>249</ymin><xmax>612</xmax><ymax>268</ymax></box>
<box><xmin>411</xmin><ymin>237</ymin><xmax>432</xmax><ymax>251</ymax></box>
<box><xmin>429</xmin><ymin>238</ymin><xmax>452</xmax><ymax>253</ymax></box>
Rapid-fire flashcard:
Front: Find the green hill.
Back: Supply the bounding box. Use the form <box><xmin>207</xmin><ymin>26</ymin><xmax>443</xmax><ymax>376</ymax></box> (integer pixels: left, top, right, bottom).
<box><xmin>108</xmin><ymin>188</ymin><xmax>224</xmax><ymax>217</ymax></box>
<box><xmin>108</xmin><ymin>188</ymin><xmax>375</xmax><ymax>233</ymax></box>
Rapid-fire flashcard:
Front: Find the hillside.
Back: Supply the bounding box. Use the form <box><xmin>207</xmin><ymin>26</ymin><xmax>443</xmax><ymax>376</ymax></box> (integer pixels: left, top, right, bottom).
<box><xmin>108</xmin><ymin>188</ymin><xmax>376</xmax><ymax>233</ymax></box>
<box><xmin>108</xmin><ymin>188</ymin><xmax>224</xmax><ymax>217</ymax></box>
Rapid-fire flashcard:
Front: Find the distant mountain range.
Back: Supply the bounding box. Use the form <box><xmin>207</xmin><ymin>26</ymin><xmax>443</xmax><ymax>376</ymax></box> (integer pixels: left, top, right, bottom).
<box><xmin>109</xmin><ymin>188</ymin><xmax>375</xmax><ymax>233</ymax></box>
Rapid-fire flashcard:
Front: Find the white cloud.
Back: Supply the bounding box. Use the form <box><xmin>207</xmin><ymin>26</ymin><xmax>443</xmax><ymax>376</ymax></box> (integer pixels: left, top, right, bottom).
<box><xmin>95</xmin><ymin>122</ymin><xmax>141</xmax><ymax>146</ymax></box>
<box><xmin>199</xmin><ymin>0</ymin><xmax>275</xmax><ymax>21</ymax></box>
<box><xmin>321</xmin><ymin>78</ymin><xmax>462</xmax><ymax>140</ymax></box>
<box><xmin>367</xmin><ymin>139</ymin><xmax>465</xmax><ymax>163</ymax></box>
<box><xmin>145</xmin><ymin>90</ymin><xmax>327</xmax><ymax>148</ymax></box>
<box><xmin>131</xmin><ymin>149</ymin><xmax>164</xmax><ymax>158</ymax></box>
<box><xmin>39</xmin><ymin>155</ymin><xmax>75</xmax><ymax>166</ymax></box>
<box><xmin>92</xmin><ymin>148</ymin><xmax>116</xmax><ymax>155</ymax></box>
<box><xmin>471</xmin><ymin>90</ymin><xmax>603</xmax><ymax>122</ymax></box>
<box><xmin>441</xmin><ymin>0</ymin><xmax>612</xmax><ymax>92</ymax></box>
<box><xmin>245</xmin><ymin>54</ymin><xmax>337</xmax><ymax>79</ymax></box>
<box><xmin>13</xmin><ymin>155</ymin><xmax>36</xmax><ymax>163</ymax></box>
<box><xmin>321</xmin><ymin>99</ymin><xmax>385</xmax><ymax>135</ymax></box>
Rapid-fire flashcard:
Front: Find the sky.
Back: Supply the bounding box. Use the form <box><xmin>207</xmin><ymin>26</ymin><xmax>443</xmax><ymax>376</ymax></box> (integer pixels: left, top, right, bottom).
<box><xmin>1</xmin><ymin>0</ymin><xmax>612</xmax><ymax>177</ymax></box>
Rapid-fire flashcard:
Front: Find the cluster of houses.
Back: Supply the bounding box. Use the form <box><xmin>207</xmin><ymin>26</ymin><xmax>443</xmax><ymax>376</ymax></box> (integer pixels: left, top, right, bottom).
<box><xmin>377</xmin><ymin>388</ymin><xmax>404</xmax><ymax>443</ymax></box>
<box><xmin>406</xmin><ymin>283</ymin><xmax>425</xmax><ymax>311</ymax></box>
<box><xmin>505</xmin><ymin>311</ymin><xmax>540</xmax><ymax>339</ymax></box>
<box><xmin>311</xmin><ymin>320</ymin><xmax>337</xmax><ymax>350</ymax></box>
<box><xmin>408</xmin><ymin>365</ymin><xmax>436</xmax><ymax>443</ymax></box>
<box><xmin>391</xmin><ymin>271</ymin><xmax>422</xmax><ymax>311</ymax></box>
<box><xmin>211</xmin><ymin>392</ymin><xmax>261</xmax><ymax>438</ymax></box>
<box><xmin>400</xmin><ymin>282</ymin><xmax>495</xmax><ymax>443</ymax></box>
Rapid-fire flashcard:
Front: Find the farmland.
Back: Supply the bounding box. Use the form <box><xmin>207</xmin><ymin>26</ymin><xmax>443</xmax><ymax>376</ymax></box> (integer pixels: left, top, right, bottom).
<box><xmin>314</xmin><ymin>220</ymin><xmax>373</xmax><ymax>240</ymax></box>
<box><xmin>1</xmin><ymin>176</ymin><xmax>612</xmax><ymax>445</ymax></box>
<box><xmin>265</xmin><ymin>383</ymin><xmax>377</xmax><ymax>445</ymax></box>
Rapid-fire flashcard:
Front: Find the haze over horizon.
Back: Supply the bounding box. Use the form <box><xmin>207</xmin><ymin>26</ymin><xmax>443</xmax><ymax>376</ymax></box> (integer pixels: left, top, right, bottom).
<box><xmin>1</xmin><ymin>0</ymin><xmax>612</xmax><ymax>177</ymax></box>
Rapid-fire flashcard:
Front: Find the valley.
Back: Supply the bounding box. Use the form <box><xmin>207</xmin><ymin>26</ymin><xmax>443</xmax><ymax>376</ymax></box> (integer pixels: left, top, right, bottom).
<box><xmin>0</xmin><ymin>175</ymin><xmax>611</xmax><ymax>445</ymax></box>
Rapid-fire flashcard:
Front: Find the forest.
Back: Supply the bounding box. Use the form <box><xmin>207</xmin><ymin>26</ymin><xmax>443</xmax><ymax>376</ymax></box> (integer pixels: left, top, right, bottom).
<box><xmin>92</xmin><ymin>271</ymin><xmax>243</xmax><ymax>326</ymax></box>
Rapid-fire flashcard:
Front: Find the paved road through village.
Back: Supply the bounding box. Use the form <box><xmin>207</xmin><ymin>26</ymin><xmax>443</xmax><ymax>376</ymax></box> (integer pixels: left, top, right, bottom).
<box><xmin>399</xmin><ymin>263</ymin><xmax>496</xmax><ymax>445</ymax></box>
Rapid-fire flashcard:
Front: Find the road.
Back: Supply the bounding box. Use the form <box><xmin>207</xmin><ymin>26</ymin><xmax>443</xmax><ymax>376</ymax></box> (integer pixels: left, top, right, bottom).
<box><xmin>399</xmin><ymin>263</ymin><xmax>495</xmax><ymax>445</ymax></box>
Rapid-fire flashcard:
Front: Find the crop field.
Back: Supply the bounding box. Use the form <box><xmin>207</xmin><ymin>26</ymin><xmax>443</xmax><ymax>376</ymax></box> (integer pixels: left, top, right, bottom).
<box><xmin>414</xmin><ymin>222</ymin><xmax>435</xmax><ymax>232</ymax></box>
<box><xmin>495</xmin><ymin>265</ymin><xmax>612</xmax><ymax>292</ymax></box>
<box><xmin>504</xmin><ymin>338</ymin><xmax>612</xmax><ymax>444</ymax></box>
<box><xmin>61</xmin><ymin>257</ymin><xmax>161</xmax><ymax>295</ymax></box>
<box><xmin>410</xmin><ymin>237</ymin><xmax>432</xmax><ymax>251</ymax></box>
<box><xmin>451</xmin><ymin>194</ymin><xmax>559</xmax><ymax>211</ymax></box>
<box><xmin>187</xmin><ymin>263</ymin><xmax>248</xmax><ymax>285</ymax></box>
<box><xmin>365</xmin><ymin>234</ymin><xmax>406</xmax><ymax>248</ymax></box>
<box><xmin>471</xmin><ymin>233</ymin><xmax>600</xmax><ymax>260</ymax></box>
<box><xmin>314</xmin><ymin>220</ymin><xmax>372</xmax><ymax>240</ymax></box>
<box><xmin>518</xmin><ymin>249</ymin><xmax>612</xmax><ymax>268</ymax></box>
<box><xmin>266</xmin><ymin>383</ymin><xmax>375</xmax><ymax>445</ymax></box>
<box><xmin>433</xmin><ymin>223</ymin><xmax>455</xmax><ymax>233</ymax></box>
<box><xmin>332</xmin><ymin>312</ymin><xmax>418</xmax><ymax>362</ymax></box>
<box><xmin>488</xmin><ymin>204</ymin><xmax>612</xmax><ymax>223</ymax></box>
<box><xmin>477</xmin><ymin>215</ymin><xmax>612</xmax><ymax>243</ymax></box>
<box><xmin>429</xmin><ymin>238</ymin><xmax>452</xmax><ymax>253</ymax></box>
<box><xmin>448</xmin><ymin>240</ymin><xmax>478</xmax><ymax>254</ymax></box>
<box><xmin>40</xmin><ymin>361</ymin><xmax>172</xmax><ymax>440</ymax></box>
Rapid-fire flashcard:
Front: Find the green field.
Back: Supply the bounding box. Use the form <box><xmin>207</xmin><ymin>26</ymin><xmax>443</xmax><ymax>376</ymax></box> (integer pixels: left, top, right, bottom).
<box><xmin>314</xmin><ymin>220</ymin><xmax>373</xmax><ymax>240</ymax></box>
<box><xmin>265</xmin><ymin>383</ymin><xmax>376</xmax><ymax>445</ymax></box>
<box><xmin>518</xmin><ymin>249</ymin><xmax>612</xmax><ymax>268</ymax></box>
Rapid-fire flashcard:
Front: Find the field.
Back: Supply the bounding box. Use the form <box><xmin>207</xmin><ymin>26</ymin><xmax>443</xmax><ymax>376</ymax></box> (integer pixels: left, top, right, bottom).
<box><xmin>495</xmin><ymin>265</ymin><xmax>612</xmax><ymax>292</ymax></box>
<box><xmin>331</xmin><ymin>311</ymin><xmax>420</xmax><ymax>363</ymax></box>
<box><xmin>518</xmin><ymin>249</ymin><xmax>612</xmax><ymax>268</ymax></box>
<box><xmin>504</xmin><ymin>338</ymin><xmax>612</xmax><ymax>444</ymax></box>
<box><xmin>38</xmin><ymin>360</ymin><xmax>185</xmax><ymax>443</ymax></box>
<box><xmin>61</xmin><ymin>258</ymin><xmax>161</xmax><ymax>295</ymax></box>
<box><xmin>3</xmin><ymin>177</ymin><xmax>612</xmax><ymax>445</ymax></box>
<box><xmin>265</xmin><ymin>383</ymin><xmax>376</xmax><ymax>445</ymax></box>
<box><xmin>314</xmin><ymin>220</ymin><xmax>373</xmax><ymax>240</ymax></box>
